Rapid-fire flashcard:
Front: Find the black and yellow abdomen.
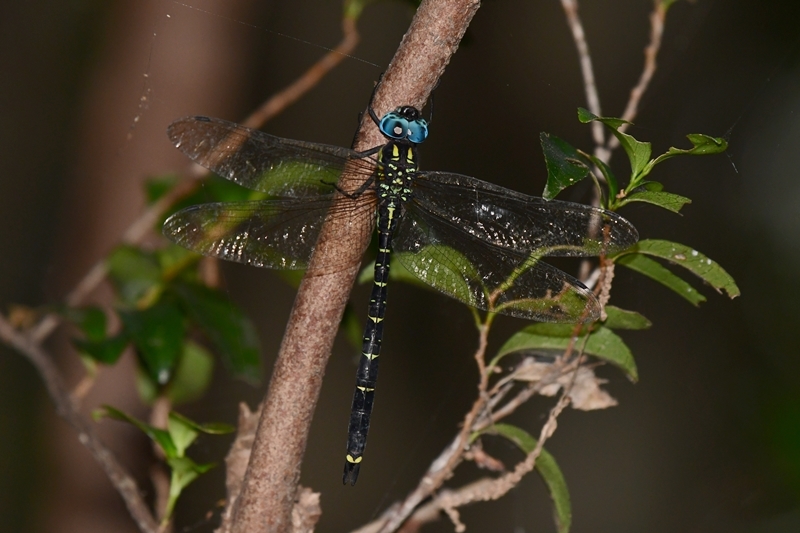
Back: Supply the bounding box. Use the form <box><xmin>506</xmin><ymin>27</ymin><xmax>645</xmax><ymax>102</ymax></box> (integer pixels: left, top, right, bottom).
<box><xmin>343</xmin><ymin>110</ymin><xmax>423</xmax><ymax>485</ymax></box>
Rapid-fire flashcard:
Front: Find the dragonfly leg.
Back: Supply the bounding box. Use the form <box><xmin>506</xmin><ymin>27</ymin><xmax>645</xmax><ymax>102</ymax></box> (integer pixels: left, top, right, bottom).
<box><xmin>325</xmin><ymin>173</ymin><xmax>376</xmax><ymax>199</ymax></box>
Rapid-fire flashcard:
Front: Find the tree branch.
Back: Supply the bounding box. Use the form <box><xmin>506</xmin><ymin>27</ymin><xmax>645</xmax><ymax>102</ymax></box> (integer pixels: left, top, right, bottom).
<box><xmin>607</xmin><ymin>0</ymin><xmax>669</xmax><ymax>147</ymax></box>
<box><xmin>560</xmin><ymin>0</ymin><xmax>605</xmax><ymax>147</ymax></box>
<box><xmin>560</xmin><ymin>0</ymin><xmax>670</xmax><ymax>163</ymax></box>
<box><xmin>0</xmin><ymin>314</ymin><xmax>159</xmax><ymax>533</ymax></box>
<box><xmin>227</xmin><ymin>1</ymin><xmax>481</xmax><ymax>531</ymax></box>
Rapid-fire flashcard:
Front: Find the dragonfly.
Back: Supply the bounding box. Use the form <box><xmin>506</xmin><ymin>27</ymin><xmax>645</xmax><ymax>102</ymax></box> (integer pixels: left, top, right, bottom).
<box><xmin>162</xmin><ymin>104</ymin><xmax>638</xmax><ymax>485</ymax></box>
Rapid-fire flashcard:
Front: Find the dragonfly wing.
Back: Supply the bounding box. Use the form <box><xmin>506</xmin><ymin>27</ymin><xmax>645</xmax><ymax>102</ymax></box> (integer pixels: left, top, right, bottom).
<box><xmin>163</xmin><ymin>195</ymin><xmax>376</xmax><ymax>271</ymax></box>
<box><xmin>168</xmin><ymin>116</ymin><xmax>376</xmax><ymax>196</ymax></box>
<box><xmin>395</xmin><ymin>202</ymin><xmax>599</xmax><ymax>322</ymax></box>
<box><xmin>414</xmin><ymin>171</ymin><xmax>638</xmax><ymax>256</ymax></box>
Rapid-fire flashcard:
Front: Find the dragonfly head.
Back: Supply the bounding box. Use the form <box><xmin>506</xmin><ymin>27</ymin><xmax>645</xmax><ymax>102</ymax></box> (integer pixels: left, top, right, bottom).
<box><xmin>379</xmin><ymin>106</ymin><xmax>429</xmax><ymax>144</ymax></box>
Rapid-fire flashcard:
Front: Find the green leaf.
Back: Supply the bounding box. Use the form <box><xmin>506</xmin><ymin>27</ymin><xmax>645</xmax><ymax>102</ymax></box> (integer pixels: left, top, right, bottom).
<box><xmin>360</xmin><ymin>255</ymin><xmax>420</xmax><ymax>287</ymax></box>
<box><xmin>580</xmin><ymin>151</ymin><xmax>619</xmax><ymax>205</ymax></box>
<box><xmin>164</xmin><ymin>456</ymin><xmax>215</xmax><ymax>522</ymax></box>
<box><xmin>493</xmin><ymin>283</ymin><xmax>596</xmax><ymax>323</ymax></box>
<box><xmin>650</xmin><ymin>134</ymin><xmax>728</xmax><ymax>167</ymax></box>
<box><xmin>179</xmin><ymin>175</ymin><xmax>266</xmax><ymax>205</ymax></box>
<box><xmin>135</xmin><ymin>365</ymin><xmax>158</xmax><ymax>404</ymax></box>
<box><xmin>166</xmin><ymin>412</ymin><xmax>199</xmax><ymax>457</ymax></box>
<box><xmin>577</xmin><ymin>108</ymin><xmax>652</xmax><ymax>180</ymax></box>
<box><xmin>496</xmin><ymin>324</ymin><xmax>638</xmax><ymax>381</ymax></box>
<box><xmin>63</xmin><ymin>306</ymin><xmax>107</xmax><ymax>342</ymax></box>
<box><xmin>107</xmin><ymin>246</ymin><xmax>163</xmax><ymax>306</ymax></box>
<box><xmin>340</xmin><ymin>304</ymin><xmax>364</xmax><ymax>350</ymax></box>
<box><xmin>344</xmin><ymin>0</ymin><xmax>374</xmax><ymax>19</ymax></box>
<box><xmin>577</xmin><ymin>110</ymin><xmax>726</xmax><ymax>193</ymax></box>
<box><xmin>95</xmin><ymin>405</ymin><xmax>177</xmax><ymax>458</ymax></box>
<box><xmin>360</xmin><ymin>255</ymin><xmax>436</xmax><ymax>290</ymax></box>
<box><xmin>169</xmin><ymin>410</ymin><xmax>234</xmax><ymax>435</ymax></box>
<box><xmin>74</xmin><ymin>332</ymin><xmax>130</xmax><ymax>365</ymax></box>
<box><xmin>165</xmin><ymin>341</ymin><xmax>214</xmax><ymax>405</ymax></box>
<box><xmin>395</xmin><ymin>246</ymin><xmax>483</xmax><ymax>308</ymax></box>
<box><xmin>479</xmin><ymin>424</ymin><xmax>571</xmax><ymax>533</ymax></box>
<box><xmin>637</xmin><ymin>181</ymin><xmax>664</xmax><ymax>192</ymax></box>
<box><xmin>577</xmin><ymin>326</ymin><xmax>637</xmax><ymax>381</ymax></box>
<box><xmin>67</xmin><ymin>307</ymin><xmax>130</xmax><ymax>365</ymax></box>
<box><xmin>540</xmin><ymin>132</ymin><xmax>591</xmax><ymax>200</ymax></box>
<box><xmin>618</xmin><ymin>191</ymin><xmax>692</xmax><ymax>213</ymax></box>
<box><xmin>357</xmin><ymin>261</ymin><xmax>373</xmax><ymax>285</ymax></box>
<box><xmin>276</xmin><ymin>269</ymin><xmax>305</xmax><ymax>288</ymax></box>
<box><xmin>171</xmin><ymin>281</ymin><xmax>261</xmax><ymax>382</ymax></box>
<box><xmin>156</xmin><ymin>244</ymin><xmax>200</xmax><ymax>280</ymax></box>
<box><xmin>97</xmin><ymin>406</ymin><xmax>220</xmax><ymax>525</ymax></box>
<box><xmin>577</xmin><ymin>107</ymin><xmax>624</xmax><ymax>129</ymax></box>
<box><xmin>617</xmin><ymin>240</ymin><xmax>740</xmax><ymax>299</ymax></box>
<box><xmin>158</xmin><ymin>175</ymin><xmax>269</xmax><ymax>229</ymax></box>
<box><xmin>120</xmin><ymin>300</ymin><xmax>186</xmax><ymax>384</ymax></box>
<box><xmin>145</xmin><ymin>174</ymin><xmax>180</xmax><ymax>205</ymax></box>
<box><xmin>616</xmin><ymin>253</ymin><xmax>705</xmax><ymax>306</ymax></box>
<box><xmin>603</xmin><ymin>306</ymin><xmax>651</xmax><ymax>330</ymax></box>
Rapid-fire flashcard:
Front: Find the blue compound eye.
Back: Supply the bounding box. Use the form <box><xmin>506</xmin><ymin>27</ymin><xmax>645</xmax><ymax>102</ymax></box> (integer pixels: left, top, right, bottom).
<box><xmin>406</xmin><ymin>119</ymin><xmax>429</xmax><ymax>144</ymax></box>
<box><xmin>379</xmin><ymin>112</ymin><xmax>409</xmax><ymax>140</ymax></box>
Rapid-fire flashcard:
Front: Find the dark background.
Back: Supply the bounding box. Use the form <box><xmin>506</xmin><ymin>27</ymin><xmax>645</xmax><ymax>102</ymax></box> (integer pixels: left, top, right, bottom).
<box><xmin>1</xmin><ymin>0</ymin><xmax>799</xmax><ymax>532</ymax></box>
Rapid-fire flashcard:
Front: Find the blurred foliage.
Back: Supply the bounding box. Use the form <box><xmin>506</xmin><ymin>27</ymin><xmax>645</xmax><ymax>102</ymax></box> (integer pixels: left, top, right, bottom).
<box><xmin>67</xmin><ymin>175</ymin><xmax>264</xmax><ymax>399</ymax></box>
<box><xmin>94</xmin><ymin>406</ymin><xmax>233</xmax><ymax>523</ymax></box>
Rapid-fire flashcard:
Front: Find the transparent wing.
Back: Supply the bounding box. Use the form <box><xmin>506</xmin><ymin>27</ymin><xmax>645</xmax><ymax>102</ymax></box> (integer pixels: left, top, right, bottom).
<box><xmin>168</xmin><ymin>116</ymin><xmax>377</xmax><ymax>196</ymax></box>
<box><xmin>392</xmin><ymin>172</ymin><xmax>639</xmax><ymax>322</ymax></box>
<box><xmin>411</xmin><ymin>171</ymin><xmax>638</xmax><ymax>256</ymax></box>
<box><xmin>163</xmin><ymin>194</ymin><xmax>376</xmax><ymax>271</ymax></box>
<box><xmin>394</xmin><ymin>205</ymin><xmax>599</xmax><ymax>322</ymax></box>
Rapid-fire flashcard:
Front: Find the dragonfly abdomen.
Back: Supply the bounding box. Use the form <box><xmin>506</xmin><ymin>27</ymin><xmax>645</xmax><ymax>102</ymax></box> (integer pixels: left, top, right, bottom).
<box><xmin>343</xmin><ymin>199</ymin><xmax>399</xmax><ymax>485</ymax></box>
<box><xmin>343</xmin><ymin>135</ymin><xmax>418</xmax><ymax>485</ymax></box>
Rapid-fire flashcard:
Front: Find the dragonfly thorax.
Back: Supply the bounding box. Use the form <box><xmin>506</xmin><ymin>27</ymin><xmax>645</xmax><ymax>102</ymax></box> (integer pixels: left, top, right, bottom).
<box><xmin>376</xmin><ymin>139</ymin><xmax>418</xmax><ymax>203</ymax></box>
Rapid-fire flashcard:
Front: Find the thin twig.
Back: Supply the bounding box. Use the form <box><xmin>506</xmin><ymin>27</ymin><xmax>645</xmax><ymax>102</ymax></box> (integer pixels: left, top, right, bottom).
<box><xmin>375</xmin><ymin>317</ymin><xmax>493</xmax><ymax>533</ymax></box>
<box><xmin>477</xmin><ymin>360</ymin><xmax>576</xmax><ymax>429</ymax></box>
<box><xmin>561</xmin><ymin>0</ymin><xmax>670</xmax><ymax>163</ymax></box>
<box><xmin>0</xmin><ymin>314</ymin><xmax>159</xmax><ymax>533</ymax></box>
<box><xmin>559</xmin><ymin>0</ymin><xmax>604</xmax><ymax>148</ymax></box>
<box><xmin>435</xmin><ymin>343</ymin><xmax>589</xmax><ymax>531</ymax></box>
<box><xmin>360</xmin><ymin>336</ymin><xmax>594</xmax><ymax>532</ymax></box>
<box><xmin>358</xmin><ymin>392</ymin><xmax>574</xmax><ymax>533</ymax></box>
<box><xmin>377</xmin><ymin>276</ymin><xmax>590</xmax><ymax>530</ymax></box>
<box><xmin>241</xmin><ymin>16</ymin><xmax>360</xmax><ymax>129</ymax></box>
<box><xmin>610</xmin><ymin>0</ymin><xmax>669</xmax><ymax>144</ymax></box>
<box><xmin>439</xmin><ymin>394</ymin><xmax>572</xmax><ymax>515</ymax></box>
